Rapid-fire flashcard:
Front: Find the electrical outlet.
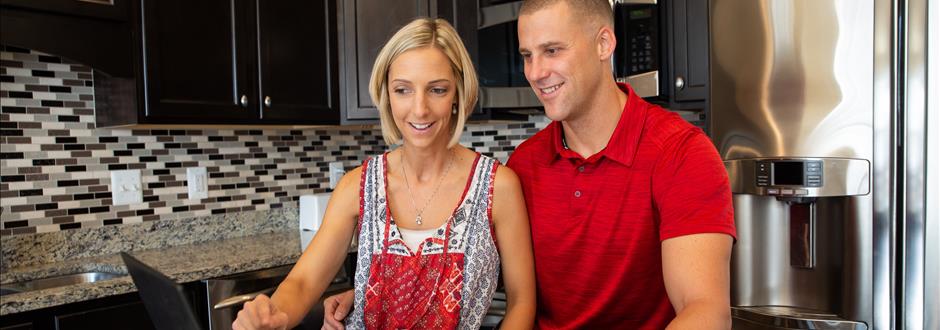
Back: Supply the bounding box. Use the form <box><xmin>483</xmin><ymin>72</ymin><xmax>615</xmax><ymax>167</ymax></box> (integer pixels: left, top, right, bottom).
<box><xmin>328</xmin><ymin>161</ymin><xmax>345</xmax><ymax>190</ymax></box>
<box><xmin>186</xmin><ymin>167</ymin><xmax>208</xmax><ymax>200</ymax></box>
<box><xmin>110</xmin><ymin>169</ymin><xmax>142</xmax><ymax>206</ymax></box>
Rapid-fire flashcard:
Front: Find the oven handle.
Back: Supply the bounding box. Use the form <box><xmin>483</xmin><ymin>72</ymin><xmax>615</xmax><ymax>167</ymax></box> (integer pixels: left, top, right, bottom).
<box><xmin>213</xmin><ymin>287</ymin><xmax>276</xmax><ymax>310</ymax></box>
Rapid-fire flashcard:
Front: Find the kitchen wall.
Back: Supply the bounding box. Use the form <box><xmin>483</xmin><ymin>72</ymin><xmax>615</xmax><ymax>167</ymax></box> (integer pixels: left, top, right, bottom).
<box><xmin>0</xmin><ymin>46</ymin><xmax>551</xmax><ymax>236</ymax></box>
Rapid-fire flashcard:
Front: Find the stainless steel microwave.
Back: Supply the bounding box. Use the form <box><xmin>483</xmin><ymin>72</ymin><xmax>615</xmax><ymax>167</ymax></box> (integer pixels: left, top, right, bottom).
<box><xmin>611</xmin><ymin>0</ymin><xmax>661</xmax><ymax>98</ymax></box>
<box><xmin>473</xmin><ymin>0</ymin><xmax>662</xmax><ymax>110</ymax></box>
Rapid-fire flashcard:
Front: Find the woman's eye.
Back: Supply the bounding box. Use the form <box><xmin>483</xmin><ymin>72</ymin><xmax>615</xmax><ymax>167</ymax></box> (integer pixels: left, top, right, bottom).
<box><xmin>393</xmin><ymin>88</ymin><xmax>411</xmax><ymax>94</ymax></box>
<box><xmin>430</xmin><ymin>88</ymin><xmax>448</xmax><ymax>95</ymax></box>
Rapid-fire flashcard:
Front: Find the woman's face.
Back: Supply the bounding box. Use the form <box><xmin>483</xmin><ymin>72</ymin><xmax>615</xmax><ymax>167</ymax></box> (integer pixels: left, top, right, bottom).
<box><xmin>387</xmin><ymin>46</ymin><xmax>457</xmax><ymax>149</ymax></box>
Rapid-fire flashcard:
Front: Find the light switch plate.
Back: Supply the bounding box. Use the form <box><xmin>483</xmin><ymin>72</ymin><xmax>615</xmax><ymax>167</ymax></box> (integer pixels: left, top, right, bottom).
<box><xmin>110</xmin><ymin>169</ymin><xmax>142</xmax><ymax>206</ymax></box>
<box><xmin>328</xmin><ymin>161</ymin><xmax>345</xmax><ymax>190</ymax></box>
<box><xmin>186</xmin><ymin>167</ymin><xmax>208</xmax><ymax>200</ymax></box>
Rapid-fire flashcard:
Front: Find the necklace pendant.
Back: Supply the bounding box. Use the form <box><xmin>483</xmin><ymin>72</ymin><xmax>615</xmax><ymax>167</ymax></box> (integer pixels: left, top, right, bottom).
<box><xmin>415</xmin><ymin>215</ymin><xmax>423</xmax><ymax>225</ymax></box>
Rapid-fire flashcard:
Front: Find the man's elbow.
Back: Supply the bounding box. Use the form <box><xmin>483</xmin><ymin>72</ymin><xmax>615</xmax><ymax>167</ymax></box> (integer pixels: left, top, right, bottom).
<box><xmin>670</xmin><ymin>299</ymin><xmax>732</xmax><ymax>330</ymax></box>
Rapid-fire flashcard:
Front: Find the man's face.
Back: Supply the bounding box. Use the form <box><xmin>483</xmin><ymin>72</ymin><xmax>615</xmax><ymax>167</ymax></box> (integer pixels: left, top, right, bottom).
<box><xmin>518</xmin><ymin>2</ymin><xmax>603</xmax><ymax>122</ymax></box>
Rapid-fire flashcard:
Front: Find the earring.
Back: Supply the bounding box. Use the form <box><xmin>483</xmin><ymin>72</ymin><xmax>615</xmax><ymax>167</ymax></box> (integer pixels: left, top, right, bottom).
<box><xmin>452</xmin><ymin>104</ymin><xmax>458</xmax><ymax>115</ymax></box>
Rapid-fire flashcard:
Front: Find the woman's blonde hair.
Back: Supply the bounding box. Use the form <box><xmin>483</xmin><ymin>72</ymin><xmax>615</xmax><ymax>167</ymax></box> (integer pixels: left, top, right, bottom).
<box><xmin>369</xmin><ymin>18</ymin><xmax>478</xmax><ymax>147</ymax></box>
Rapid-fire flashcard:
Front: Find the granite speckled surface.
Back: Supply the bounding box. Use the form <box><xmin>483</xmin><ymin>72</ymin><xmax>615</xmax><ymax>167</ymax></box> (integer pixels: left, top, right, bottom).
<box><xmin>1</xmin><ymin>230</ymin><xmax>306</xmax><ymax>315</ymax></box>
<box><xmin>0</xmin><ymin>207</ymin><xmax>310</xmax><ymax>316</ymax></box>
<box><xmin>1</xmin><ymin>206</ymin><xmax>298</xmax><ymax>270</ymax></box>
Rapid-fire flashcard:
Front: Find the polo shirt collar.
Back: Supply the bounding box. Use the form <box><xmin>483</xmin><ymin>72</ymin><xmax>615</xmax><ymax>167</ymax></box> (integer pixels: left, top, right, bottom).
<box><xmin>542</xmin><ymin>83</ymin><xmax>648</xmax><ymax>167</ymax></box>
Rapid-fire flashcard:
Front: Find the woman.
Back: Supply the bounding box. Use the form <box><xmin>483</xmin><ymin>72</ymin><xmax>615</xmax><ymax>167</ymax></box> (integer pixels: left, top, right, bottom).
<box><xmin>233</xmin><ymin>18</ymin><xmax>536</xmax><ymax>330</ymax></box>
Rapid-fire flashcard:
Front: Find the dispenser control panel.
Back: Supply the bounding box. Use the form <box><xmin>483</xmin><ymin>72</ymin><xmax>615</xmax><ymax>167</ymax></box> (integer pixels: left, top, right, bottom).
<box><xmin>755</xmin><ymin>160</ymin><xmax>824</xmax><ymax>194</ymax></box>
<box><xmin>726</xmin><ymin>158</ymin><xmax>869</xmax><ymax>197</ymax></box>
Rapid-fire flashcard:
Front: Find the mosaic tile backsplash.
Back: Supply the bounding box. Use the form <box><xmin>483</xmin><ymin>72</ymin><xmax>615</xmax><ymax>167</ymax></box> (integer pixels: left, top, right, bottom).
<box><xmin>0</xmin><ymin>46</ymin><xmax>551</xmax><ymax>236</ymax></box>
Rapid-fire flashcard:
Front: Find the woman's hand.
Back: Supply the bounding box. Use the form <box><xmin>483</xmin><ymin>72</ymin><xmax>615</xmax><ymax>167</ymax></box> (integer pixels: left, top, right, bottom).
<box><xmin>321</xmin><ymin>290</ymin><xmax>355</xmax><ymax>330</ymax></box>
<box><xmin>233</xmin><ymin>294</ymin><xmax>289</xmax><ymax>330</ymax></box>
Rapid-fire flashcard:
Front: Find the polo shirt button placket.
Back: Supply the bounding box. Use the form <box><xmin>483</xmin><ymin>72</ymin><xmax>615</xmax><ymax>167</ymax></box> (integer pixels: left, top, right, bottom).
<box><xmin>574</xmin><ymin>163</ymin><xmax>584</xmax><ymax>201</ymax></box>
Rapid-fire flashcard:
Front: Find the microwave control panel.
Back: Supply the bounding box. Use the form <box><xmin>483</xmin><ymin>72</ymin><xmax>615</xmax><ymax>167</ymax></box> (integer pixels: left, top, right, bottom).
<box><xmin>615</xmin><ymin>5</ymin><xmax>660</xmax><ymax>76</ymax></box>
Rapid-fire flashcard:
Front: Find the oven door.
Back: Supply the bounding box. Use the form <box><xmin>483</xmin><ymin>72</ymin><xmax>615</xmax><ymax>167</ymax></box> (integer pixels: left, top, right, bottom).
<box><xmin>205</xmin><ymin>265</ymin><xmax>291</xmax><ymax>330</ymax></box>
<box><xmin>204</xmin><ymin>255</ymin><xmax>354</xmax><ymax>330</ymax></box>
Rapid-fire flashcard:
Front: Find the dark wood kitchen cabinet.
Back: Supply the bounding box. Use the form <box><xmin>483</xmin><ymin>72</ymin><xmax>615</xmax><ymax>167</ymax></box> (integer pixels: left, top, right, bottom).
<box><xmin>255</xmin><ymin>1</ymin><xmax>339</xmax><ymax>123</ymax></box>
<box><xmin>0</xmin><ymin>280</ymin><xmax>211</xmax><ymax>330</ymax></box>
<box><xmin>53</xmin><ymin>298</ymin><xmax>154</xmax><ymax>329</ymax></box>
<box><xmin>140</xmin><ymin>0</ymin><xmax>257</xmax><ymax>122</ymax></box>
<box><xmin>0</xmin><ymin>0</ymin><xmax>136</xmax><ymax>78</ymax></box>
<box><xmin>665</xmin><ymin>0</ymin><xmax>709</xmax><ymax>106</ymax></box>
<box><xmin>97</xmin><ymin>0</ymin><xmax>340</xmax><ymax>126</ymax></box>
<box><xmin>339</xmin><ymin>0</ymin><xmax>431</xmax><ymax>122</ymax></box>
<box><xmin>0</xmin><ymin>293</ymin><xmax>155</xmax><ymax>330</ymax></box>
<box><xmin>338</xmin><ymin>0</ymin><xmax>479</xmax><ymax>123</ymax></box>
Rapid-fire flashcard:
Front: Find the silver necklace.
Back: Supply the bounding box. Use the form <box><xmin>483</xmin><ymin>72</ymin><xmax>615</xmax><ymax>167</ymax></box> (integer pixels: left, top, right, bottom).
<box><xmin>400</xmin><ymin>148</ymin><xmax>455</xmax><ymax>226</ymax></box>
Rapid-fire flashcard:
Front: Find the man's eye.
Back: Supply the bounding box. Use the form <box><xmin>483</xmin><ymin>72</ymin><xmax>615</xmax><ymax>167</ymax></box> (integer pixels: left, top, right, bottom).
<box><xmin>546</xmin><ymin>48</ymin><xmax>559</xmax><ymax>55</ymax></box>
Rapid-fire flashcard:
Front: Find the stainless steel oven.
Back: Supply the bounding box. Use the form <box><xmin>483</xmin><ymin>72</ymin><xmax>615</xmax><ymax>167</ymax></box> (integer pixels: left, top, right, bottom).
<box><xmin>203</xmin><ymin>254</ymin><xmax>355</xmax><ymax>330</ymax></box>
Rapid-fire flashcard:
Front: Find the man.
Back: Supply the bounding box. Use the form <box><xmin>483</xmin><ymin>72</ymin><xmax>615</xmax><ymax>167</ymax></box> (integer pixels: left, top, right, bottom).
<box><xmin>324</xmin><ymin>0</ymin><xmax>735</xmax><ymax>328</ymax></box>
<box><xmin>505</xmin><ymin>0</ymin><xmax>735</xmax><ymax>328</ymax></box>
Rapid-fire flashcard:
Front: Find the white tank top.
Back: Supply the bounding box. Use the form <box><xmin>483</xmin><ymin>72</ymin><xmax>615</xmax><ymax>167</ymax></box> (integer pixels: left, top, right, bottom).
<box><xmin>396</xmin><ymin>227</ymin><xmax>440</xmax><ymax>251</ymax></box>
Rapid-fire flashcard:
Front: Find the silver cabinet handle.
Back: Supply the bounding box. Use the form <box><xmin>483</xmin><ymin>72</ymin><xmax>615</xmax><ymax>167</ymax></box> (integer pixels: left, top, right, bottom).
<box><xmin>264</xmin><ymin>96</ymin><xmax>272</xmax><ymax>107</ymax></box>
<box><xmin>675</xmin><ymin>76</ymin><xmax>685</xmax><ymax>90</ymax></box>
<box><xmin>239</xmin><ymin>95</ymin><xmax>248</xmax><ymax>107</ymax></box>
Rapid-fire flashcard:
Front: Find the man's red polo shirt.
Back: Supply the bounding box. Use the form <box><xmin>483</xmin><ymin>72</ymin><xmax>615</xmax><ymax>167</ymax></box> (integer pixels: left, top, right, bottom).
<box><xmin>506</xmin><ymin>83</ymin><xmax>736</xmax><ymax>329</ymax></box>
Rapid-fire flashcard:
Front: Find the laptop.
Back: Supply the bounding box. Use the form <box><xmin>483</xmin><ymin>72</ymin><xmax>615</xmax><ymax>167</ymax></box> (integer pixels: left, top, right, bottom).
<box><xmin>121</xmin><ymin>252</ymin><xmax>202</xmax><ymax>330</ymax></box>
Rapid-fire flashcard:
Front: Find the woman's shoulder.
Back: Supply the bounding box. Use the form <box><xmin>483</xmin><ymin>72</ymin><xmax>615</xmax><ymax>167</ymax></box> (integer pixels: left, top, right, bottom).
<box><xmin>455</xmin><ymin>148</ymin><xmax>517</xmax><ymax>187</ymax></box>
<box><xmin>491</xmin><ymin>163</ymin><xmax>521</xmax><ymax>192</ymax></box>
<box><xmin>361</xmin><ymin>151</ymin><xmax>390</xmax><ymax>166</ymax></box>
<box><xmin>332</xmin><ymin>165</ymin><xmax>365</xmax><ymax>199</ymax></box>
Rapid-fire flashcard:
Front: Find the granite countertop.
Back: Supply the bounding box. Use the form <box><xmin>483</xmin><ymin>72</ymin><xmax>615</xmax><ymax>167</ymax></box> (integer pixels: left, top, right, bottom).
<box><xmin>0</xmin><ymin>230</ymin><xmax>305</xmax><ymax>315</ymax></box>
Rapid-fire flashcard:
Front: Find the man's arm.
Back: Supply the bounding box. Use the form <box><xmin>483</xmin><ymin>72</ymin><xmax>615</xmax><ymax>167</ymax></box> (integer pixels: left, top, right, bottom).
<box><xmin>662</xmin><ymin>233</ymin><xmax>734</xmax><ymax>329</ymax></box>
<box><xmin>649</xmin><ymin>126</ymin><xmax>736</xmax><ymax>329</ymax></box>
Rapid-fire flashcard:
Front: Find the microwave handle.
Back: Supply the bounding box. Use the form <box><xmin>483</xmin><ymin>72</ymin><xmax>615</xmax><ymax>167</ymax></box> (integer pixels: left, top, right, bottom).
<box><xmin>616</xmin><ymin>71</ymin><xmax>660</xmax><ymax>98</ymax></box>
<box><xmin>479</xmin><ymin>1</ymin><xmax>523</xmax><ymax>29</ymax></box>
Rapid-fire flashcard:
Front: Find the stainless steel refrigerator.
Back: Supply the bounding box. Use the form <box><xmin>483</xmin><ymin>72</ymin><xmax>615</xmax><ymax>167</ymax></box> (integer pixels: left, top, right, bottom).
<box><xmin>708</xmin><ymin>0</ymin><xmax>937</xmax><ymax>329</ymax></box>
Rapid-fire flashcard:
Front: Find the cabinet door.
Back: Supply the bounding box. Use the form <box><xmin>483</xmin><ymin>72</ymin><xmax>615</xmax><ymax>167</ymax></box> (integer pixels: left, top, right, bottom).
<box><xmin>256</xmin><ymin>0</ymin><xmax>340</xmax><ymax>123</ymax></box>
<box><xmin>671</xmin><ymin>0</ymin><xmax>708</xmax><ymax>102</ymax></box>
<box><xmin>0</xmin><ymin>0</ymin><xmax>132</xmax><ymax>21</ymax></box>
<box><xmin>55</xmin><ymin>300</ymin><xmax>154</xmax><ymax>330</ymax></box>
<box><xmin>340</xmin><ymin>0</ymin><xmax>430</xmax><ymax>121</ymax></box>
<box><xmin>0</xmin><ymin>323</ymin><xmax>32</xmax><ymax>330</ymax></box>
<box><xmin>142</xmin><ymin>0</ymin><xmax>258</xmax><ymax>123</ymax></box>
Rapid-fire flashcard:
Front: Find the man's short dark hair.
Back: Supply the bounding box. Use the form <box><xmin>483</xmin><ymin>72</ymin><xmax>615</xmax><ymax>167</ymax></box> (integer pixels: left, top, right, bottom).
<box><xmin>519</xmin><ymin>0</ymin><xmax>614</xmax><ymax>30</ymax></box>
